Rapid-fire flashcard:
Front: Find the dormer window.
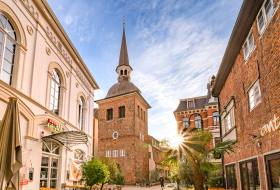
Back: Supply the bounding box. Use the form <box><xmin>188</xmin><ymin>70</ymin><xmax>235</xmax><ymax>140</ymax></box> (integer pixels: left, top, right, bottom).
<box><xmin>188</xmin><ymin>100</ymin><xmax>194</xmax><ymax>108</ymax></box>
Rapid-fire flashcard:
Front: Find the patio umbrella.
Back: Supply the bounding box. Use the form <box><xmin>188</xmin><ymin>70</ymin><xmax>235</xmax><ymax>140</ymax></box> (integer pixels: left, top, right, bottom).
<box><xmin>0</xmin><ymin>97</ymin><xmax>22</xmax><ymax>190</ymax></box>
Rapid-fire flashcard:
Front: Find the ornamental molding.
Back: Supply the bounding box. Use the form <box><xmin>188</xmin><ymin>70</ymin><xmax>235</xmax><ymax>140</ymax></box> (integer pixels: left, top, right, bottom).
<box><xmin>20</xmin><ymin>0</ymin><xmax>39</xmax><ymax>20</ymax></box>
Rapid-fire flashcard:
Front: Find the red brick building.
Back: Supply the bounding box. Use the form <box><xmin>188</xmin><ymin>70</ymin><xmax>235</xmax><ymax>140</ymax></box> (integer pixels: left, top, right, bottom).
<box><xmin>96</xmin><ymin>27</ymin><xmax>151</xmax><ymax>184</ymax></box>
<box><xmin>212</xmin><ymin>0</ymin><xmax>280</xmax><ymax>189</ymax></box>
<box><xmin>174</xmin><ymin>77</ymin><xmax>221</xmax><ymax>151</ymax></box>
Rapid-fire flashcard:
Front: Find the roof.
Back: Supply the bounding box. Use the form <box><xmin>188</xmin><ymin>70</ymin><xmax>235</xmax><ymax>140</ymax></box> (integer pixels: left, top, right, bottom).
<box><xmin>35</xmin><ymin>0</ymin><xmax>99</xmax><ymax>90</ymax></box>
<box><xmin>212</xmin><ymin>0</ymin><xmax>264</xmax><ymax>96</ymax></box>
<box><xmin>174</xmin><ymin>96</ymin><xmax>209</xmax><ymax>112</ymax></box>
<box><xmin>106</xmin><ymin>80</ymin><xmax>140</xmax><ymax>98</ymax></box>
<box><xmin>116</xmin><ymin>26</ymin><xmax>132</xmax><ymax>71</ymax></box>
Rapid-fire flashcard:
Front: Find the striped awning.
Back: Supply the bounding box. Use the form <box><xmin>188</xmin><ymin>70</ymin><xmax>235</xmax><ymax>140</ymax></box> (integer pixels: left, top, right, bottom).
<box><xmin>42</xmin><ymin>131</ymin><xmax>88</xmax><ymax>145</ymax></box>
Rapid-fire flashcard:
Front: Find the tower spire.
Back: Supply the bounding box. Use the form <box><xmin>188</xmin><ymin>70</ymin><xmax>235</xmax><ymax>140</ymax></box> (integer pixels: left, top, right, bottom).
<box><xmin>116</xmin><ymin>19</ymin><xmax>132</xmax><ymax>82</ymax></box>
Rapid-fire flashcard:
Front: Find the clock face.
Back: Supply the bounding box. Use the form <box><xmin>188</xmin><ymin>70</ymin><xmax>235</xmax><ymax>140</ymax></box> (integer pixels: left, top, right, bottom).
<box><xmin>112</xmin><ymin>131</ymin><xmax>119</xmax><ymax>139</ymax></box>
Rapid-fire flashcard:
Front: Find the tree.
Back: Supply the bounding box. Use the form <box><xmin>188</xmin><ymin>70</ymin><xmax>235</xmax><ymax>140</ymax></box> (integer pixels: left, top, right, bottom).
<box><xmin>162</xmin><ymin>129</ymin><xmax>236</xmax><ymax>190</ymax></box>
<box><xmin>82</xmin><ymin>158</ymin><xmax>110</xmax><ymax>190</ymax></box>
<box><xmin>100</xmin><ymin>157</ymin><xmax>125</xmax><ymax>185</ymax></box>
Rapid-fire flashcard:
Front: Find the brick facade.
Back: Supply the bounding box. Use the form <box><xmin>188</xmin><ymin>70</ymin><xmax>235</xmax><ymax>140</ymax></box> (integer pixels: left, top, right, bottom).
<box><xmin>213</xmin><ymin>1</ymin><xmax>280</xmax><ymax>189</ymax></box>
<box><xmin>174</xmin><ymin>79</ymin><xmax>221</xmax><ymax>151</ymax></box>
<box><xmin>96</xmin><ymin>28</ymin><xmax>150</xmax><ymax>184</ymax></box>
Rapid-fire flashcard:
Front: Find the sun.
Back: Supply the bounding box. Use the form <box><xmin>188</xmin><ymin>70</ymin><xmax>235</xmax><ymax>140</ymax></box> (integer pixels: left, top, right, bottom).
<box><xmin>169</xmin><ymin>134</ymin><xmax>184</xmax><ymax>149</ymax></box>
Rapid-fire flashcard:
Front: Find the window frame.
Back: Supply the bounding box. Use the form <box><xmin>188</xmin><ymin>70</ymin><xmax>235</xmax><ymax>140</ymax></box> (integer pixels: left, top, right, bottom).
<box><xmin>49</xmin><ymin>70</ymin><xmax>61</xmax><ymax>115</ymax></box>
<box><xmin>118</xmin><ymin>105</ymin><xmax>125</xmax><ymax>118</ymax></box>
<box><xmin>106</xmin><ymin>108</ymin><xmax>113</xmax><ymax>121</ymax></box>
<box><xmin>239</xmin><ymin>158</ymin><xmax>260</xmax><ymax>190</ymax></box>
<box><xmin>78</xmin><ymin>97</ymin><xmax>85</xmax><ymax>130</ymax></box>
<box><xmin>265</xmin><ymin>152</ymin><xmax>280</xmax><ymax>190</ymax></box>
<box><xmin>182</xmin><ymin>117</ymin><xmax>189</xmax><ymax>129</ymax></box>
<box><xmin>0</xmin><ymin>13</ymin><xmax>17</xmax><ymax>85</ymax></box>
<box><xmin>242</xmin><ymin>30</ymin><xmax>255</xmax><ymax>61</ymax></box>
<box><xmin>248</xmin><ymin>80</ymin><xmax>261</xmax><ymax>111</ymax></box>
<box><xmin>221</xmin><ymin>99</ymin><xmax>236</xmax><ymax>136</ymax></box>
<box><xmin>257</xmin><ymin>0</ymin><xmax>275</xmax><ymax>35</ymax></box>
<box><xmin>212</xmin><ymin>111</ymin><xmax>220</xmax><ymax>126</ymax></box>
<box><xmin>194</xmin><ymin>114</ymin><xmax>202</xmax><ymax>129</ymax></box>
<box><xmin>225</xmin><ymin>164</ymin><xmax>237</xmax><ymax>189</ymax></box>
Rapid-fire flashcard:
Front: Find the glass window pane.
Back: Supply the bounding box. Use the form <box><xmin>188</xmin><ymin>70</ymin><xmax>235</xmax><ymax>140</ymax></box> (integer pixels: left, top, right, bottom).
<box><xmin>51</xmin><ymin>168</ymin><xmax>57</xmax><ymax>178</ymax></box>
<box><xmin>51</xmin><ymin>159</ymin><xmax>58</xmax><ymax>167</ymax></box>
<box><xmin>2</xmin><ymin>60</ymin><xmax>13</xmax><ymax>74</ymax></box>
<box><xmin>5</xmin><ymin>38</ymin><xmax>15</xmax><ymax>52</ymax></box>
<box><xmin>0</xmin><ymin>70</ymin><xmax>11</xmax><ymax>84</ymax></box>
<box><xmin>41</xmin><ymin>157</ymin><xmax>49</xmax><ymax>167</ymax></box>
<box><xmin>40</xmin><ymin>168</ymin><xmax>48</xmax><ymax>179</ymax></box>
<box><xmin>50</xmin><ymin>180</ymin><xmax>57</xmax><ymax>188</ymax></box>
<box><xmin>265</xmin><ymin>0</ymin><xmax>274</xmax><ymax>19</ymax></box>
<box><xmin>258</xmin><ymin>12</ymin><xmax>265</xmax><ymax>32</ymax></box>
<box><xmin>40</xmin><ymin>180</ymin><xmax>47</xmax><ymax>188</ymax></box>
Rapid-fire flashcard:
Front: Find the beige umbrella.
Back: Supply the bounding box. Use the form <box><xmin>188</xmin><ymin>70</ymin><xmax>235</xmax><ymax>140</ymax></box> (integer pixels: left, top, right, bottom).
<box><xmin>0</xmin><ymin>97</ymin><xmax>22</xmax><ymax>190</ymax></box>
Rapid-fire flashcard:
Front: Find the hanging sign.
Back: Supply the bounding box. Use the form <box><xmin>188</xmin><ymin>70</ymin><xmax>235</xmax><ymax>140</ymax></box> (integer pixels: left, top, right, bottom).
<box><xmin>260</xmin><ymin>115</ymin><xmax>280</xmax><ymax>137</ymax></box>
<box><xmin>47</xmin><ymin>118</ymin><xmax>65</xmax><ymax>133</ymax></box>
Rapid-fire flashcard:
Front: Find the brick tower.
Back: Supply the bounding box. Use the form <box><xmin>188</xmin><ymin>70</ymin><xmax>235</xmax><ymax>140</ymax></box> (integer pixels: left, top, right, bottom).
<box><xmin>96</xmin><ymin>25</ymin><xmax>151</xmax><ymax>184</ymax></box>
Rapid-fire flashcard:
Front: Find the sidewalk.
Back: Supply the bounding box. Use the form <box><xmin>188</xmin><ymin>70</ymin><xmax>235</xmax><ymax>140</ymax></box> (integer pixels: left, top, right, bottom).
<box><xmin>122</xmin><ymin>185</ymin><xmax>162</xmax><ymax>190</ymax></box>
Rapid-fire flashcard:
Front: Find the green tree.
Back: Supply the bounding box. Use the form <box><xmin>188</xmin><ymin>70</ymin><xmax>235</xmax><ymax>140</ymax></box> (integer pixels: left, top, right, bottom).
<box><xmin>82</xmin><ymin>158</ymin><xmax>110</xmax><ymax>190</ymax></box>
<box><xmin>162</xmin><ymin>129</ymin><xmax>236</xmax><ymax>190</ymax></box>
<box><xmin>100</xmin><ymin>157</ymin><xmax>125</xmax><ymax>185</ymax></box>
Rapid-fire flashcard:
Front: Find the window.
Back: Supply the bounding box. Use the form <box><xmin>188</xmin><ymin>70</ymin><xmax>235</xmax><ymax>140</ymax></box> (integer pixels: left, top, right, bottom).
<box><xmin>120</xmin><ymin>70</ymin><xmax>123</xmax><ymax>75</ymax></box>
<box><xmin>188</xmin><ymin>100</ymin><xmax>194</xmax><ymax>108</ymax></box>
<box><xmin>106</xmin><ymin>108</ymin><xmax>113</xmax><ymax>120</ymax></box>
<box><xmin>139</xmin><ymin>133</ymin><xmax>144</xmax><ymax>141</ymax></box>
<box><xmin>105</xmin><ymin>150</ymin><xmax>111</xmax><ymax>157</ymax></box>
<box><xmin>182</xmin><ymin>118</ymin><xmax>189</xmax><ymax>128</ymax></box>
<box><xmin>240</xmin><ymin>159</ymin><xmax>260</xmax><ymax>190</ymax></box>
<box><xmin>194</xmin><ymin>114</ymin><xmax>202</xmax><ymax>129</ymax></box>
<box><xmin>243</xmin><ymin>30</ymin><xmax>255</xmax><ymax>60</ymax></box>
<box><xmin>78</xmin><ymin>97</ymin><xmax>85</xmax><ymax>130</ymax></box>
<box><xmin>141</xmin><ymin>108</ymin><xmax>143</xmax><ymax>119</ymax></box>
<box><xmin>225</xmin><ymin>164</ymin><xmax>237</xmax><ymax>189</ymax></box>
<box><xmin>257</xmin><ymin>0</ymin><xmax>274</xmax><ymax>34</ymax></box>
<box><xmin>148</xmin><ymin>152</ymin><xmax>152</xmax><ymax>159</ymax></box>
<box><xmin>248</xmin><ymin>80</ymin><xmax>261</xmax><ymax>111</ymax></box>
<box><xmin>119</xmin><ymin>106</ymin><xmax>125</xmax><ymax>118</ymax></box>
<box><xmin>144</xmin><ymin>111</ymin><xmax>146</xmax><ymax>121</ymax></box>
<box><xmin>74</xmin><ymin>149</ymin><xmax>85</xmax><ymax>162</ymax></box>
<box><xmin>40</xmin><ymin>141</ymin><xmax>60</xmax><ymax>188</ymax></box>
<box><xmin>0</xmin><ymin>14</ymin><xmax>17</xmax><ymax>85</ymax></box>
<box><xmin>120</xmin><ymin>149</ymin><xmax>126</xmax><ymax>157</ymax></box>
<box><xmin>213</xmin><ymin>112</ymin><xmax>219</xmax><ymax>126</ymax></box>
<box><xmin>112</xmin><ymin>150</ymin><xmax>118</xmax><ymax>157</ymax></box>
<box><xmin>137</xmin><ymin>106</ymin><xmax>140</xmax><ymax>117</ymax></box>
<box><xmin>265</xmin><ymin>152</ymin><xmax>280</xmax><ymax>190</ymax></box>
<box><xmin>50</xmin><ymin>70</ymin><xmax>61</xmax><ymax>115</ymax></box>
<box><xmin>221</xmin><ymin>100</ymin><xmax>235</xmax><ymax>135</ymax></box>
<box><xmin>124</xmin><ymin>70</ymin><xmax>127</xmax><ymax>75</ymax></box>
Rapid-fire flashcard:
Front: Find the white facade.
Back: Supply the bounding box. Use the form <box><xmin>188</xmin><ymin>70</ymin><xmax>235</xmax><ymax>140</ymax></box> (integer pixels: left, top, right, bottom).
<box><xmin>0</xmin><ymin>0</ymin><xmax>98</xmax><ymax>189</ymax></box>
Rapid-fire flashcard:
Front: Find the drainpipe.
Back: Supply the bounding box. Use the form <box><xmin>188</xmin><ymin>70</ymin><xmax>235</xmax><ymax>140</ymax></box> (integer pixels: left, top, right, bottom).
<box><xmin>217</xmin><ymin>96</ymin><xmax>225</xmax><ymax>189</ymax></box>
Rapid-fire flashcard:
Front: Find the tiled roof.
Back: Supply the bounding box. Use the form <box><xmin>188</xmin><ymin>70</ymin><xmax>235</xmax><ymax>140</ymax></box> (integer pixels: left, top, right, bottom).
<box><xmin>174</xmin><ymin>96</ymin><xmax>209</xmax><ymax>112</ymax></box>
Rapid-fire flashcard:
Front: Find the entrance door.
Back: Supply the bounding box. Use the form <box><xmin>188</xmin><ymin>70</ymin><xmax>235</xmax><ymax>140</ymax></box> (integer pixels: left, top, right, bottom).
<box><xmin>266</xmin><ymin>152</ymin><xmax>280</xmax><ymax>190</ymax></box>
<box><xmin>40</xmin><ymin>141</ymin><xmax>60</xmax><ymax>189</ymax></box>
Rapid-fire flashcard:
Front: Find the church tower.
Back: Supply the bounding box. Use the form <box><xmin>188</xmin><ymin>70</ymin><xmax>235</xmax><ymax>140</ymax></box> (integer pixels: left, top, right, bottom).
<box><xmin>96</xmin><ymin>25</ymin><xmax>151</xmax><ymax>184</ymax></box>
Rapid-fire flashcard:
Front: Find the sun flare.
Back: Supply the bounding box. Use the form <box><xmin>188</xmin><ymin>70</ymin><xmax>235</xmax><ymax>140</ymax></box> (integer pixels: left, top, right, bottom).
<box><xmin>169</xmin><ymin>135</ymin><xmax>184</xmax><ymax>149</ymax></box>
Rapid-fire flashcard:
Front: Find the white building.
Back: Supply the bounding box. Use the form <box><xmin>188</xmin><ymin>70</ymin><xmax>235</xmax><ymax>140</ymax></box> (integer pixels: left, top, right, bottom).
<box><xmin>0</xmin><ymin>0</ymin><xmax>99</xmax><ymax>189</ymax></box>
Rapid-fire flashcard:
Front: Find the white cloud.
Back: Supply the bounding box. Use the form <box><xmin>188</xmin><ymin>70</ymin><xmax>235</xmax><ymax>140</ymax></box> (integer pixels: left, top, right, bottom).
<box><xmin>131</xmin><ymin>12</ymin><xmax>227</xmax><ymax>140</ymax></box>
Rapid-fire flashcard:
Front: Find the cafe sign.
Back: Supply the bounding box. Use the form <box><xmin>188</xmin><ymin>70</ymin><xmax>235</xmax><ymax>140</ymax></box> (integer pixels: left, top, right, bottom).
<box><xmin>47</xmin><ymin>118</ymin><xmax>65</xmax><ymax>133</ymax></box>
<box><xmin>260</xmin><ymin>115</ymin><xmax>280</xmax><ymax>137</ymax></box>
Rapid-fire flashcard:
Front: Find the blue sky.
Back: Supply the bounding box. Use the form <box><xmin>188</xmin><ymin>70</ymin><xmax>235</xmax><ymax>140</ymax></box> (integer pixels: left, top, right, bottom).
<box><xmin>47</xmin><ymin>0</ymin><xmax>242</xmax><ymax>140</ymax></box>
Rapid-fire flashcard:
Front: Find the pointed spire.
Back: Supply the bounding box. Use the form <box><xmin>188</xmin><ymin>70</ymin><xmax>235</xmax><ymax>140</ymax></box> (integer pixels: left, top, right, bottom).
<box><xmin>116</xmin><ymin>19</ymin><xmax>132</xmax><ymax>71</ymax></box>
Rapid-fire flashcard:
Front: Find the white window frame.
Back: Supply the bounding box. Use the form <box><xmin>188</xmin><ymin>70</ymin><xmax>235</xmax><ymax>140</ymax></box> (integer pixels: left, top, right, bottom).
<box><xmin>243</xmin><ymin>30</ymin><xmax>255</xmax><ymax>61</ymax></box>
<box><xmin>221</xmin><ymin>100</ymin><xmax>235</xmax><ymax>136</ymax></box>
<box><xmin>78</xmin><ymin>97</ymin><xmax>85</xmax><ymax>131</ymax></box>
<box><xmin>120</xmin><ymin>149</ymin><xmax>126</xmax><ymax>157</ymax></box>
<box><xmin>248</xmin><ymin>80</ymin><xmax>262</xmax><ymax>111</ymax></box>
<box><xmin>105</xmin><ymin>150</ymin><xmax>111</xmax><ymax>157</ymax></box>
<box><xmin>257</xmin><ymin>0</ymin><xmax>275</xmax><ymax>35</ymax></box>
<box><xmin>112</xmin><ymin>150</ymin><xmax>118</xmax><ymax>157</ymax></box>
<box><xmin>182</xmin><ymin>118</ymin><xmax>189</xmax><ymax>128</ymax></box>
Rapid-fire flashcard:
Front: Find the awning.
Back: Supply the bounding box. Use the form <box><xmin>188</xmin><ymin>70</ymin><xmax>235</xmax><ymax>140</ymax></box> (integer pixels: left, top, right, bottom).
<box><xmin>42</xmin><ymin>131</ymin><xmax>88</xmax><ymax>145</ymax></box>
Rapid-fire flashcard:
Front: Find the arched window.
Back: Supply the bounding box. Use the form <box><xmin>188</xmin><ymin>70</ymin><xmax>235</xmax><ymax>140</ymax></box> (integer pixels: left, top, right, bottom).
<box><xmin>124</xmin><ymin>70</ymin><xmax>127</xmax><ymax>75</ymax></box>
<box><xmin>120</xmin><ymin>70</ymin><xmax>123</xmax><ymax>75</ymax></box>
<box><xmin>50</xmin><ymin>70</ymin><xmax>61</xmax><ymax>115</ymax></box>
<box><xmin>78</xmin><ymin>97</ymin><xmax>85</xmax><ymax>130</ymax></box>
<box><xmin>0</xmin><ymin>13</ymin><xmax>17</xmax><ymax>85</ymax></box>
<box><xmin>42</xmin><ymin>141</ymin><xmax>60</xmax><ymax>155</ymax></box>
<box><xmin>194</xmin><ymin>114</ymin><xmax>202</xmax><ymax>129</ymax></box>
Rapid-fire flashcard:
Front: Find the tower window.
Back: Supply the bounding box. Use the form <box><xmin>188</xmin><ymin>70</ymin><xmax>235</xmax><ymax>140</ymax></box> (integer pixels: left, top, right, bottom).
<box><xmin>124</xmin><ymin>70</ymin><xmax>127</xmax><ymax>75</ymax></box>
<box><xmin>120</xmin><ymin>70</ymin><xmax>123</xmax><ymax>75</ymax></box>
<box><xmin>106</xmin><ymin>108</ymin><xmax>113</xmax><ymax>120</ymax></box>
<box><xmin>119</xmin><ymin>106</ymin><xmax>125</xmax><ymax>118</ymax></box>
